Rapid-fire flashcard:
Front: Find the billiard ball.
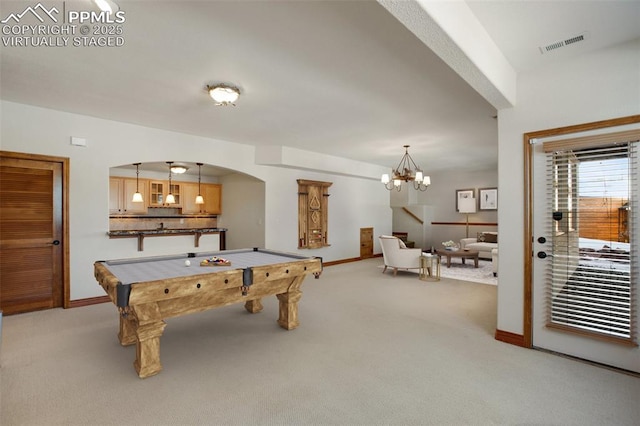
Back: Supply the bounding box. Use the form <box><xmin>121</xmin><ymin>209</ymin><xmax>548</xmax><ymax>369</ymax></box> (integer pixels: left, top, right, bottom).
<box><xmin>184</xmin><ymin>260</ymin><xmax>191</xmax><ymax>267</ymax></box>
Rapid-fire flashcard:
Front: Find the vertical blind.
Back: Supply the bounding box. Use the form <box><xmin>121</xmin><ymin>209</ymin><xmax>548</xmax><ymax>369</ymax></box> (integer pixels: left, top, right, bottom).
<box><xmin>543</xmin><ymin>131</ymin><xmax>638</xmax><ymax>344</ymax></box>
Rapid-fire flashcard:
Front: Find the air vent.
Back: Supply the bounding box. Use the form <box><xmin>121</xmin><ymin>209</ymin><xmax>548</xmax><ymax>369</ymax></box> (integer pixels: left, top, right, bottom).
<box><xmin>539</xmin><ymin>32</ymin><xmax>589</xmax><ymax>54</ymax></box>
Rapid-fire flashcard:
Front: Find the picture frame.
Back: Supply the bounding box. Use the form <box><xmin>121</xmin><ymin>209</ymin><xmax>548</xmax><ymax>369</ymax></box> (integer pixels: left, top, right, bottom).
<box><xmin>455</xmin><ymin>189</ymin><xmax>475</xmax><ymax>212</ymax></box>
<box><xmin>479</xmin><ymin>187</ymin><xmax>498</xmax><ymax>210</ymax></box>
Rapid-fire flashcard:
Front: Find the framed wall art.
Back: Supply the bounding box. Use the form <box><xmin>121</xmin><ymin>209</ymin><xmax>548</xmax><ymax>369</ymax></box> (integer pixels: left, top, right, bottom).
<box><xmin>455</xmin><ymin>189</ymin><xmax>475</xmax><ymax>212</ymax></box>
<box><xmin>479</xmin><ymin>187</ymin><xmax>498</xmax><ymax>210</ymax></box>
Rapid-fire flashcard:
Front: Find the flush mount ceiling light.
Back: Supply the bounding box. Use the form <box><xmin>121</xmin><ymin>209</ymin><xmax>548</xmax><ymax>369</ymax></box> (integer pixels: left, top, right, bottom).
<box><xmin>381</xmin><ymin>145</ymin><xmax>431</xmax><ymax>192</ymax></box>
<box><xmin>207</xmin><ymin>84</ymin><xmax>240</xmax><ymax>106</ymax></box>
<box><xmin>170</xmin><ymin>165</ymin><xmax>188</xmax><ymax>174</ymax></box>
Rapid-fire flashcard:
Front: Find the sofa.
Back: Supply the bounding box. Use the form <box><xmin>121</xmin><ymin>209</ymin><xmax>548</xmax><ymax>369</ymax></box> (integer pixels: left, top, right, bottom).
<box><xmin>460</xmin><ymin>232</ymin><xmax>498</xmax><ymax>260</ymax></box>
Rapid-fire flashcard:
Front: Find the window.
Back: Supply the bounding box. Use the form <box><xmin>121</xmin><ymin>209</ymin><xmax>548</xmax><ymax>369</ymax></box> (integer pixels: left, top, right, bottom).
<box><xmin>543</xmin><ymin>131</ymin><xmax>638</xmax><ymax>344</ymax></box>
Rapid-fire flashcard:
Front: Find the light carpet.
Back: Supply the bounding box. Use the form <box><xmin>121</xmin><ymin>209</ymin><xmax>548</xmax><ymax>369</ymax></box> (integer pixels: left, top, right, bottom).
<box><xmin>3</xmin><ymin>258</ymin><xmax>638</xmax><ymax>426</ymax></box>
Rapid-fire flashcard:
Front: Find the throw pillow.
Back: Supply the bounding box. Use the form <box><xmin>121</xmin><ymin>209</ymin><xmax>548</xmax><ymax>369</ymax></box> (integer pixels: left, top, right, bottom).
<box><xmin>484</xmin><ymin>233</ymin><xmax>498</xmax><ymax>243</ymax></box>
<box><xmin>398</xmin><ymin>239</ymin><xmax>407</xmax><ymax>249</ymax></box>
<box><xmin>477</xmin><ymin>232</ymin><xmax>486</xmax><ymax>242</ymax></box>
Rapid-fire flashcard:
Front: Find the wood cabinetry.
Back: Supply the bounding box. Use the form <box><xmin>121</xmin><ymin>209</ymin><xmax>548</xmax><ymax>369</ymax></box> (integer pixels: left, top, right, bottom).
<box><xmin>148</xmin><ymin>180</ymin><xmax>182</xmax><ymax>207</ymax></box>
<box><xmin>109</xmin><ymin>177</ymin><xmax>148</xmax><ymax>214</ymax></box>
<box><xmin>297</xmin><ymin>179</ymin><xmax>332</xmax><ymax>249</ymax></box>
<box><xmin>182</xmin><ymin>183</ymin><xmax>222</xmax><ymax>215</ymax></box>
<box><xmin>110</xmin><ymin>176</ymin><xmax>220</xmax><ymax>215</ymax></box>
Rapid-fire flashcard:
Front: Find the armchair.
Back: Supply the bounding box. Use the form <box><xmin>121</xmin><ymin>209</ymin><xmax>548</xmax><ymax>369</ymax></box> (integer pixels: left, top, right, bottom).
<box><xmin>379</xmin><ymin>235</ymin><xmax>422</xmax><ymax>276</ymax></box>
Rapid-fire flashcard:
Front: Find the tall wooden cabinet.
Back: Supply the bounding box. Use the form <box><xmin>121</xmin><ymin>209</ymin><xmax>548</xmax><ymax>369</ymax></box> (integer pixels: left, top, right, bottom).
<box><xmin>297</xmin><ymin>179</ymin><xmax>332</xmax><ymax>249</ymax></box>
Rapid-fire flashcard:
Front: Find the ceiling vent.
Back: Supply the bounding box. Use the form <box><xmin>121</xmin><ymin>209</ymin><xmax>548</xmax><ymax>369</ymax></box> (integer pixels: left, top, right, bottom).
<box><xmin>539</xmin><ymin>32</ymin><xmax>589</xmax><ymax>54</ymax></box>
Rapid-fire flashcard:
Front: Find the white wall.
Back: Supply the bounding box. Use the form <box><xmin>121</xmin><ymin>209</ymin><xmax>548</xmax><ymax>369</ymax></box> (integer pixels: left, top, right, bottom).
<box><xmin>0</xmin><ymin>101</ymin><xmax>392</xmax><ymax>301</ymax></box>
<box><xmin>497</xmin><ymin>39</ymin><xmax>640</xmax><ymax>335</ymax></box>
<box><xmin>218</xmin><ymin>173</ymin><xmax>266</xmax><ymax>250</ymax></box>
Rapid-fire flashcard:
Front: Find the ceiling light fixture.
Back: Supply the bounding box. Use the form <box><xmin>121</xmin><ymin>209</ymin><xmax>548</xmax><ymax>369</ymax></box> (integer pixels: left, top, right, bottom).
<box><xmin>170</xmin><ymin>165</ymin><xmax>188</xmax><ymax>174</ymax></box>
<box><xmin>195</xmin><ymin>163</ymin><xmax>204</xmax><ymax>205</ymax></box>
<box><xmin>381</xmin><ymin>145</ymin><xmax>431</xmax><ymax>192</ymax></box>
<box><xmin>207</xmin><ymin>84</ymin><xmax>240</xmax><ymax>106</ymax></box>
<box><xmin>165</xmin><ymin>162</ymin><xmax>176</xmax><ymax>204</ymax></box>
<box><xmin>131</xmin><ymin>163</ymin><xmax>144</xmax><ymax>203</ymax></box>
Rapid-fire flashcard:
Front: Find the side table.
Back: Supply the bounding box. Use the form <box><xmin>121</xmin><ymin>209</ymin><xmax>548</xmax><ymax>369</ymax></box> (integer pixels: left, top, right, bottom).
<box><xmin>419</xmin><ymin>253</ymin><xmax>440</xmax><ymax>281</ymax></box>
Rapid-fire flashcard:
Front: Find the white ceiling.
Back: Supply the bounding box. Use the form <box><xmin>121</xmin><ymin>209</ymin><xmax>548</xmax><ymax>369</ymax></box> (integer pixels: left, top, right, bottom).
<box><xmin>1</xmin><ymin>0</ymin><xmax>639</xmax><ymax>177</ymax></box>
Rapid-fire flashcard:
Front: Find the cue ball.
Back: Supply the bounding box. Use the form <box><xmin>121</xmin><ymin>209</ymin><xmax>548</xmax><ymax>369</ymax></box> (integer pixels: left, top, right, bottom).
<box><xmin>184</xmin><ymin>260</ymin><xmax>191</xmax><ymax>267</ymax></box>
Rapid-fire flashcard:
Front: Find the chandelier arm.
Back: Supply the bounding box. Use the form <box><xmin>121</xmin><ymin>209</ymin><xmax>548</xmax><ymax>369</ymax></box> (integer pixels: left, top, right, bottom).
<box><xmin>393</xmin><ymin>153</ymin><xmax>410</xmax><ymax>175</ymax></box>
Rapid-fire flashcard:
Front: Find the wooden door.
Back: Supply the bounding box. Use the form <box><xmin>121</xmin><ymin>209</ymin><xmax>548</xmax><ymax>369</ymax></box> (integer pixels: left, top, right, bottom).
<box><xmin>0</xmin><ymin>152</ymin><xmax>68</xmax><ymax>315</ymax></box>
<box><xmin>360</xmin><ymin>227</ymin><xmax>373</xmax><ymax>258</ymax></box>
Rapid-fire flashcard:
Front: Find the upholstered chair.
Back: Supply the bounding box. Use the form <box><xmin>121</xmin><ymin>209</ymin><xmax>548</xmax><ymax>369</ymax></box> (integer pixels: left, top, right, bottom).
<box><xmin>379</xmin><ymin>235</ymin><xmax>422</xmax><ymax>276</ymax></box>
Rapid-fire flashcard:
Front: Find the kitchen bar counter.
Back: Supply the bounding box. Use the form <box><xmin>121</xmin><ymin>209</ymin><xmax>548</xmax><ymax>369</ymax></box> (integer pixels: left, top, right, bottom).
<box><xmin>107</xmin><ymin>228</ymin><xmax>226</xmax><ymax>251</ymax></box>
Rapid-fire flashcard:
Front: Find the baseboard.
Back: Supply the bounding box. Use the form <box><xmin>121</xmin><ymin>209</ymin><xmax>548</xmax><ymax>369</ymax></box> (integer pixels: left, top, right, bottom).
<box><xmin>68</xmin><ymin>295</ymin><xmax>110</xmax><ymax>308</ymax></box>
<box><xmin>324</xmin><ymin>257</ymin><xmax>363</xmax><ymax>266</ymax></box>
<box><xmin>323</xmin><ymin>253</ymin><xmax>382</xmax><ymax>267</ymax></box>
<box><xmin>495</xmin><ymin>329</ymin><xmax>527</xmax><ymax>347</ymax></box>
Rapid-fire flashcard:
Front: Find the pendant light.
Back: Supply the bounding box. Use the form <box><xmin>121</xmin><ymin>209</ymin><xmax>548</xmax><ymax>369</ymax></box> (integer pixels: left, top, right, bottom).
<box><xmin>165</xmin><ymin>161</ymin><xmax>176</xmax><ymax>204</ymax></box>
<box><xmin>131</xmin><ymin>163</ymin><xmax>144</xmax><ymax>203</ymax></box>
<box><xmin>195</xmin><ymin>163</ymin><xmax>204</xmax><ymax>204</ymax></box>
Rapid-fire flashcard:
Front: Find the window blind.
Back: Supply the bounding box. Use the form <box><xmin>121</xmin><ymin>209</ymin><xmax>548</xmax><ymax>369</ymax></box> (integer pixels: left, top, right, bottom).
<box><xmin>543</xmin><ymin>134</ymin><xmax>638</xmax><ymax>344</ymax></box>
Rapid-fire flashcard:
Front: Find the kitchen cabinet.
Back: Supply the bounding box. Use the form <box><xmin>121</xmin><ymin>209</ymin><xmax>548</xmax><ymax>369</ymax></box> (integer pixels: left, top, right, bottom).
<box><xmin>182</xmin><ymin>183</ymin><xmax>222</xmax><ymax>215</ymax></box>
<box><xmin>109</xmin><ymin>177</ymin><xmax>148</xmax><ymax>214</ymax></box>
<box><xmin>149</xmin><ymin>180</ymin><xmax>182</xmax><ymax>207</ymax></box>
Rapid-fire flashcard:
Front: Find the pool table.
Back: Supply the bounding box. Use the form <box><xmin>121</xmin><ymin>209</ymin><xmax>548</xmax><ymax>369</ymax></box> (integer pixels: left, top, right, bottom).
<box><xmin>94</xmin><ymin>248</ymin><xmax>322</xmax><ymax>378</ymax></box>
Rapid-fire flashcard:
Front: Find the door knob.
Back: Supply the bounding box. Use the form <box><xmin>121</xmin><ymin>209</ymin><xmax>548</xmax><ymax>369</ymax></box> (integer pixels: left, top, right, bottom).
<box><xmin>537</xmin><ymin>251</ymin><xmax>547</xmax><ymax>259</ymax></box>
<box><xmin>52</xmin><ymin>240</ymin><xmax>60</xmax><ymax>245</ymax></box>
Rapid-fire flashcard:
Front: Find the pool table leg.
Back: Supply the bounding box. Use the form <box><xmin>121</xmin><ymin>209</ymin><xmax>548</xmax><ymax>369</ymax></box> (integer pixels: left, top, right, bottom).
<box><xmin>276</xmin><ymin>289</ymin><xmax>302</xmax><ymax>330</ymax></box>
<box><xmin>133</xmin><ymin>320</ymin><xmax>167</xmax><ymax>378</ymax></box>
<box><xmin>130</xmin><ymin>304</ymin><xmax>167</xmax><ymax>379</ymax></box>
<box><xmin>118</xmin><ymin>313</ymin><xmax>137</xmax><ymax>346</ymax></box>
<box><xmin>244</xmin><ymin>298</ymin><xmax>263</xmax><ymax>313</ymax></box>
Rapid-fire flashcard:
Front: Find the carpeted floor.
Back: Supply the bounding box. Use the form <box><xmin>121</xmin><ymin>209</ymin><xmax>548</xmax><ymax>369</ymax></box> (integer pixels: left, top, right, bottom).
<box><xmin>1</xmin><ymin>258</ymin><xmax>638</xmax><ymax>425</ymax></box>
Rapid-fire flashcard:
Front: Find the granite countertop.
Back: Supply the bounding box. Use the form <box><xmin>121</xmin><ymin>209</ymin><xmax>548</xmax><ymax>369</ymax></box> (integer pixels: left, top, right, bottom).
<box><xmin>107</xmin><ymin>228</ymin><xmax>227</xmax><ymax>236</ymax></box>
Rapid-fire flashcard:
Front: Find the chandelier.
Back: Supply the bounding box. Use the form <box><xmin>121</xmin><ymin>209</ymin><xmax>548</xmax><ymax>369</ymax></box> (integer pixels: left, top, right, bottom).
<box><xmin>381</xmin><ymin>145</ymin><xmax>431</xmax><ymax>192</ymax></box>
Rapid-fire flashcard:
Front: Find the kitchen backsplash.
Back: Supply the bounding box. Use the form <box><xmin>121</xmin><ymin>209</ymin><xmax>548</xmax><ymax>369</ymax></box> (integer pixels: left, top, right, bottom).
<box><xmin>109</xmin><ymin>217</ymin><xmax>217</xmax><ymax>231</ymax></box>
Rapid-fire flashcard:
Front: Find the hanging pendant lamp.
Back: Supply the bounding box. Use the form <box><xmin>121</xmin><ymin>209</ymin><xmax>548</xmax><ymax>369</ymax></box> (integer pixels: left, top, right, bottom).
<box><xmin>165</xmin><ymin>161</ymin><xmax>176</xmax><ymax>204</ymax></box>
<box><xmin>195</xmin><ymin>163</ymin><xmax>204</xmax><ymax>204</ymax></box>
<box><xmin>131</xmin><ymin>163</ymin><xmax>144</xmax><ymax>203</ymax></box>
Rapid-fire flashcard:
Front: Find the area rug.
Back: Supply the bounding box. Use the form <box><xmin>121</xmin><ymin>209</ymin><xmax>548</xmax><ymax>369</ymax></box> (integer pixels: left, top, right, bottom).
<box><xmin>378</xmin><ymin>259</ymin><xmax>497</xmax><ymax>286</ymax></box>
<box><xmin>439</xmin><ymin>259</ymin><xmax>497</xmax><ymax>285</ymax></box>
